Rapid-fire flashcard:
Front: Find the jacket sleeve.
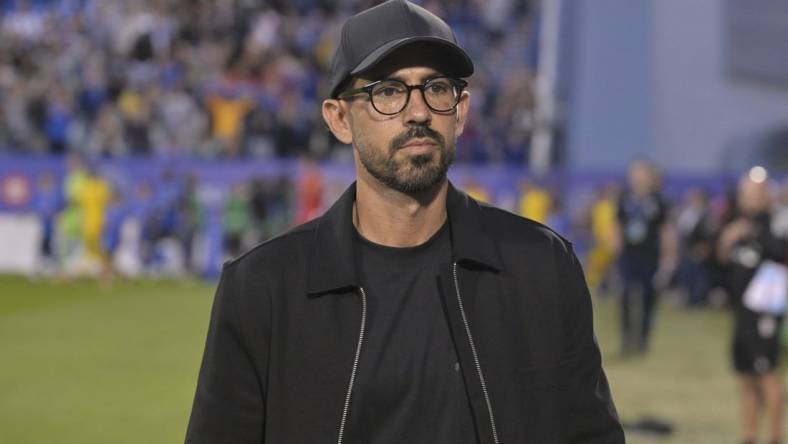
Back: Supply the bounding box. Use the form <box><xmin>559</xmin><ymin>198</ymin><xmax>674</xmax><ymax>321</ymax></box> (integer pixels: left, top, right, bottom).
<box><xmin>185</xmin><ymin>264</ymin><xmax>267</xmax><ymax>443</ymax></box>
<box><xmin>560</xmin><ymin>245</ymin><xmax>625</xmax><ymax>444</ymax></box>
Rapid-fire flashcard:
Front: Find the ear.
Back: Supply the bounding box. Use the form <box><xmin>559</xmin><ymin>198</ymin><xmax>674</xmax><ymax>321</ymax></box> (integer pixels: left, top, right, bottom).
<box><xmin>454</xmin><ymin>89</ymin><xmax>471</xmax><ymax>138</ymax></box>
<box><xmin>322</xmin><ymin>99</ymin><xmax>353</xmax><ymax>144</ymax></box>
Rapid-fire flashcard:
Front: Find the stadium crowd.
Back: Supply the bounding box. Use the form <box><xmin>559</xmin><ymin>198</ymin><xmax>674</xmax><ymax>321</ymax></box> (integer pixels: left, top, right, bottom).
<box><xmin>0</xmin><ymin>0</ymin><xmax>537</xmax><ymax>163</ymax></box>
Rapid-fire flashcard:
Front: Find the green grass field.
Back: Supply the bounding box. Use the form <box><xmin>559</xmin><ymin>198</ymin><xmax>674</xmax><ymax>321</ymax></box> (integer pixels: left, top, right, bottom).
<box><xmin>0</xmin><ymin>275</ymin><xmax>768</xmax><ymax>443</ymax></box>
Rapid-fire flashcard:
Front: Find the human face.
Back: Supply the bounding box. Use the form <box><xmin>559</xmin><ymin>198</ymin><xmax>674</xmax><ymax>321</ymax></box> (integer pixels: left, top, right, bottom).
<box><xmin>322</xmin><ymin>48</ymin><xmax>470</xmax><ymax>194</ymax></box>
<box><xmin>628</xmin><ymin>161</ymin><xmax>655</xmax><ymax>197</ymax></box>
<box><xmin>737</xmin><ymin>177</ymin><xmax>771</xmax><ymax>217</ymax></box>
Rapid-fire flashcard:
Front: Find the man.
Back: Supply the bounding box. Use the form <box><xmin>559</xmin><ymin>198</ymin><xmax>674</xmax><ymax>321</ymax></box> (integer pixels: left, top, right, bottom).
<box><xmin>186</xmin><ymin>1</ymin><xmax>623</xmax><ymax>443</ymax></box>
<box><xmin>615</xmin><ymin>160</ymin><xmax>667</xmax><ymax>355</ymax></box>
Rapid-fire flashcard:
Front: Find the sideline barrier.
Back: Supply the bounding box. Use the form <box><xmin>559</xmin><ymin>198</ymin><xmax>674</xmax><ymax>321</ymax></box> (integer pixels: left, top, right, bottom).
<box><xmin>0</xmin><ymin>213</ymin><xmax>41</xmax><ymax>274</ymax></box>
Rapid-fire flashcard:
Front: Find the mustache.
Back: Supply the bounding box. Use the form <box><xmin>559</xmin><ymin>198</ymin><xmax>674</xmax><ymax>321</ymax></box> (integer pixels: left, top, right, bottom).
<box><xmin>389</xmin><ymin>125</ymin><xmax>446</xmax><ymax>153</ymax></box>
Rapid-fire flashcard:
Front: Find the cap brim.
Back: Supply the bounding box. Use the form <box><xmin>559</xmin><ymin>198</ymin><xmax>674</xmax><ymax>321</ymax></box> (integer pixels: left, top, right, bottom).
<box><xmin>349</xmin><ymin>36</ymin><xmax>474</xmax><ymax>79</ymax></box>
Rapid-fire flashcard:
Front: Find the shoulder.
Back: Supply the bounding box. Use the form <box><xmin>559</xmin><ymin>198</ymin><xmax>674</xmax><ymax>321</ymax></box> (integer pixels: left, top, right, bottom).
<box><xmin>477</xmin><ymin>201</ymin><xmax>573</xmax><ymax>256</ymax></box>
<box><xmin>222</xmin><ymin>217</ymin><xmax>320</xmax><ymax>276</ymax></box>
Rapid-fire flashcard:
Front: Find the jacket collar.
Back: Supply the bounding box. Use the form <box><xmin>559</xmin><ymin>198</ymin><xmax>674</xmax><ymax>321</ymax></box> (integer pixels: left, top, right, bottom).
<box><xmin>306</xmin><ymin>181</ymin><xmax>501</xmax><ymax>296</ymax></box>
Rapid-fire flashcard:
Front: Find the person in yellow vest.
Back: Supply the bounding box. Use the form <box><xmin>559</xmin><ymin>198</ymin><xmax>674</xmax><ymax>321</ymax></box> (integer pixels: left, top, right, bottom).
<box><xmin>517</xmin><ymin>179</ymin><xmax>552</xmax><ymax>224</ymax></box>
<box><xmin>585</xmin><ymin>183</ymin><xmax>622</xmax><ymax>292</ymax></box>
<box><xmin>74</xmin><ymin>167</ymin><xmax>112</xmax><ymax>264</ymax></box>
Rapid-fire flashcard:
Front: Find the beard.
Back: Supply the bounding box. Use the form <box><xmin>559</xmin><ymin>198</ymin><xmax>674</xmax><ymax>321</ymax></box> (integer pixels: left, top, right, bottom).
<box><xmin>354</xmin><ymin>124</ymin><xmax>455</xmax><ymax>194</ymax></box>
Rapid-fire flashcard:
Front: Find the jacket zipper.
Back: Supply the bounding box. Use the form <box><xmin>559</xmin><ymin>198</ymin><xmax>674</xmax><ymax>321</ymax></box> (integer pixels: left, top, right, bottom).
<box><xmin>453</xmin><ymin>262</ymin><xmax>501</xmax><ymax>444</ymax></box>
<box><xmin>337</xmin><ymin>286</ymin><xmax>368</xmax><ymax>444</ymax></box>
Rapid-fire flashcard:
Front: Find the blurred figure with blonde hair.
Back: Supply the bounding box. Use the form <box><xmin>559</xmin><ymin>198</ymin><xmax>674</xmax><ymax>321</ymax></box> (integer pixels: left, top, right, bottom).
<box><xmin>718</xmin><ymin>168</ymin><xmax>786</xmax><ymax>444</ymax></box>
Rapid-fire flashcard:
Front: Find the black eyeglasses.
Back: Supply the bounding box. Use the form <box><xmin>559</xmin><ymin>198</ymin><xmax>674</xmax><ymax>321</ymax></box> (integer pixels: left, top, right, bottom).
<box><xmin>338</xmin><ymin>76</ymin><xmax>467</xmax><ymax>115</ymax></box>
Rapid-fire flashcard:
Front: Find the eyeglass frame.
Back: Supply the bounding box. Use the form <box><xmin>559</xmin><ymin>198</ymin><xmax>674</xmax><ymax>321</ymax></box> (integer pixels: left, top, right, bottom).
<box><xmin>337</xmin><ymin>76</ymin><xmax>469</xmax><ymax>115</ymax></box>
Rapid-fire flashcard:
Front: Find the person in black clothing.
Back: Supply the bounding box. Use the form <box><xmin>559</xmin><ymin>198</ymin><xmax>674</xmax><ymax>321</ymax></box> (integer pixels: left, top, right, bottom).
<box><xmin>675</xmin><ymin>187</ymin><xmax>716</xmax><ymax>307</ymax></box>
<box><xmin>615</xmin><ymin>160</ymin><xmax>667</xmax><ymax>354</ymax></box>
<box><xmin>186</xmin><ymin>1</ymin><xmax>624</xmax><ymax>442</ymax></box>
<box><xmin>718</xmin><ymin>173</ymin><xmax>787</xmax><ymax>444</ymax></box>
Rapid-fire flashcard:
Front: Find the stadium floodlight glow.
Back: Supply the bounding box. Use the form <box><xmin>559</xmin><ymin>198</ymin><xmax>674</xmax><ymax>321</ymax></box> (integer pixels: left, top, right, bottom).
<box><xmin>748</xmin><ymin>166</ymin><xmax>768</xmax><ymax>184</ymax></box>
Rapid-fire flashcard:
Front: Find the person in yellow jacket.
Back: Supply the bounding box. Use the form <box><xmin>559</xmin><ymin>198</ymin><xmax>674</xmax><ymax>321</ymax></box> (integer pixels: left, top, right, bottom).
<box><xmin>586</xmin><ymin>183</ymin><xmax>622</xmax><ymax>292</ymax></box>
<box><xmin>74</xmin><ymin>167</ymin><xmax>112</xmax><ymax>262</ymax></box>
<box><xmin>517</xmin><ymin>179</ymin><xmax>552</xmax><ymax>224</ymax></box>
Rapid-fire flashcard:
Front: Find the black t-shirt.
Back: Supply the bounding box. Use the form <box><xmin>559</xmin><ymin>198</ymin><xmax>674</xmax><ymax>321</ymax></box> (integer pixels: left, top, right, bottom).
<box><xmin>617</xmin><ymin>190</ymin><xmax>667</xmax><ymax>260</ymax></box>
<box><xmin>727</xmin><ymin>212</ymin><xmax>787</xmax><ymax>306</ymax></box>
<box><xmin>347</xmin><ymin>221</ymin><xmax>478</xmax><ymax>444</ymax></box>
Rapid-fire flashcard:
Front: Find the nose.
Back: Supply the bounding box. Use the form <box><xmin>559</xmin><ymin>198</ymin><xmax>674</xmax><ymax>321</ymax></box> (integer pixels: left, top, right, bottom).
<box><xmin>401</xmin><ymin>87</ymin><xmax>431</xmax><ymax>125</ymax></box>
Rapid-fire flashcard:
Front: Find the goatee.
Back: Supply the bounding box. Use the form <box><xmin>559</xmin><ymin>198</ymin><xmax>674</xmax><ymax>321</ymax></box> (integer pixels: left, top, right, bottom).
<box><xmin>356</xmin><ymin>124</ymin><xmax>455</xmax><ymax>194</ymax></box>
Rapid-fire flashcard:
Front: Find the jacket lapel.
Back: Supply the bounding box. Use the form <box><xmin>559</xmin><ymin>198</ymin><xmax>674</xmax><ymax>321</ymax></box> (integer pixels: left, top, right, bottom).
<box><xmin>446</xmin><ymin>182</ymin><xmax>502</xmax><ymax>272</ymax></box>
<box><xmin>306</xmin><ymin>183</ymin><xmax>360</xmax><ymax>295</ymax></box>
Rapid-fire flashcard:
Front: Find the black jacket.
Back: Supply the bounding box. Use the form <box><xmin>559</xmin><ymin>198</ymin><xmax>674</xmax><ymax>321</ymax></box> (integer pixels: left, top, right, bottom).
<box><xmin>186</xmin><ymin>182</ymin><xmax>624</xmax><ymax>444</ymax></box>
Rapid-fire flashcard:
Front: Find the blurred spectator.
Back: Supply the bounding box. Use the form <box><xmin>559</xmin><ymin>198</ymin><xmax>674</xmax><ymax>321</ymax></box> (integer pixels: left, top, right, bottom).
<box><xmin>294</xmin><ymin>156</ymin><xmax>324</xmax><ymax>224</ymax></box>
<box><xmin>545</xmin><ymin>190</ymin><xmax>569</xmax><ymax>236</ymax></box>
<box><xmin>585</xmin><ymin>183</ymin><xmax>621</xmax><ymax>293</ymax></box>
<box><xmin>517</xmin><ymin>178</ymin><xmax>552</xmax><ymax>224</ymax></box>
<box><xmin>773</xmin><ymin>178</ymin><xmax>788</xmax><ymax>238</ymax></box>
<box><xmin>675</xmin><ymin>187</ymin><xmax>716</xmax><ymax>307</ymax></box>
<box><xmin>717</xmin><ymin>170</ymin><xmax>786</xmax><ymax>444</ymax></box>
<box><xmin>206</xmin><ymin>86</ymin><xmax>255</xmax><ymax>157</ymax></box>
<box><xmin>101</xmin><ymin>187</ymin><xmax>129</xmax><ymax>276</ymax></box>
<box><xmin>117</xmin><ymin>85</ymin><xmax>154</xmax><ymax>155</ymax></box>
<box><xmin>176</xmin><ymin>174</ymin><xmax>203</xmax><ymax>274</ymax></box>
<box><xmin>74</xmin><ymin>165</ymin><xmax>112</xmax><ymax>272</ymax></box>
<box><xmin>222</xmin><ymin>182</ymin><xmax>251</xmax><ymax>258</ymax></box>
<box><xmin>615</xmin><ymin>160</ymin><xmax>668</xmax><ymax>355</ymax></box>
<box><xmin>32</xmin><ymin>171</ymin><xmax>63</xmax><ymax>274</ymax></box>
<box><xmin>0</xmin><ymin>0</ymin><xmax>538</xmax><ymax>163</ymax></box>
<box><xmin>85</xmin><ymin>104</ymin><xmax>128</xmax><ymax>157</ymax></box>
<box><xmin>57</xmin><ymin>153</ymin><xmax>88</xmax><ymax>272</ymax></box>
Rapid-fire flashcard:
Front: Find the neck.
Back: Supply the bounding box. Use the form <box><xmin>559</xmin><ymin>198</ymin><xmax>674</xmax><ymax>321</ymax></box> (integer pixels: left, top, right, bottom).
<box><xmin>353</xmin><ymin>172</ymin><xmax>448</xmax><ymax>248</ymax></box>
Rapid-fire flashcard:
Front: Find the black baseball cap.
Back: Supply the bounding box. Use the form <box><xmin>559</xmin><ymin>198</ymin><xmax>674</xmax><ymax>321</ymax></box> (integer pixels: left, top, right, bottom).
<box><xmin>328</xmin><ymin>0</ymin><xmax>474</xmax><ymax>98</ymax></box>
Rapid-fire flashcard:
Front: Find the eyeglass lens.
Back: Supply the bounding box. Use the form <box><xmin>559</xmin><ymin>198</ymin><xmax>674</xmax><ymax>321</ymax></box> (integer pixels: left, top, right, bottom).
<box><xmin>370</xmin><ymin>78</ymin><xmax>460</xmax><ymax>114</ymax></box>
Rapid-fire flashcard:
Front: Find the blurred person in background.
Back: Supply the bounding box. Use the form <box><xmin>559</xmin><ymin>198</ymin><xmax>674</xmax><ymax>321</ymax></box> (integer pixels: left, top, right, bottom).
<box><xmin>675</xmin><ymin>187</ymin><xmax>716</xmax><ymax>308</ymax></box>
<box><xmin>248</xmin><ymin>176</ymin><xmax>294</xmax><ymax>244</ymax></box>
<box><xmin>585</xmin><ymin>183</ymin><xmax>621</xmax><ymax>294</ymax></box>
<box><xmin>205</xmin><ymin>85</ymin><xmax>256</xmax><ymax>158</ymax></box>
<box><xmin>56</xmin><ymin>153</ymin><xmax>88</xmax><ymax>276</ymax></box>
<box><xmin>43</xmin><ymin>85</ymin><xmax>75</xmax><ymax>154</ymax></box>
<box><xmin>117</xmin><ymin>84</ymin><xmax>154</xmax><ymax>155</ymax></box>
<box><xmin>176</xmin><ymin>174</ymin><xmax>203</xmax><ymax>274</ymax></box>
<box><xmin>85</xmin><ymin>104</ymin><xmax>129</xmax><ymax>157</ymax></box>
<box><xmin>74</xmin><ymin>165</ymin><xmax>112</xmax><ymax>274</ymax></box>
<box><xmin>615</xmin><ymin>160</ymin><xmax>668</xmax><ymax>355</ymax></box>
<box><xmin>773</xmin><ymin>179</ymin><xmax>788</xmax><ymax>239</ymax></box>
<box><xmin>101</xmin><ymin>187</ymin><xmax>129</xmax><ymax>279</ymax></box>
<box><xmin>517</xmin><ymin>178</ymin><xmax>552</xmax><ymax>224</ymax></box>
<box><xmin>128</xmin><ymin>181</ymin><xmax>156</xmax><ymax>276</ymax></box>
<box><xmin>718</xmin><ymin>170</ymin><xmax>787</xmax><ymax>444</ymax></box>
<box><xmin>545</xmin><ymin>189</ymin><xmax>569</xmax><ymax>236</ymax></box>
<box><xmin>33</xmin><ymin>171</ymin><xmax>64</xmax><ymax>274</ymax></box>
<box><xmin>294</xmin><ymin>155</ymin><xmax>324</xmax><ymax>224</ymax></box>
<box><xmin>221</xmin><ymin>181</ymin><xmax>251</xmax><ymax>259</ymax></box>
